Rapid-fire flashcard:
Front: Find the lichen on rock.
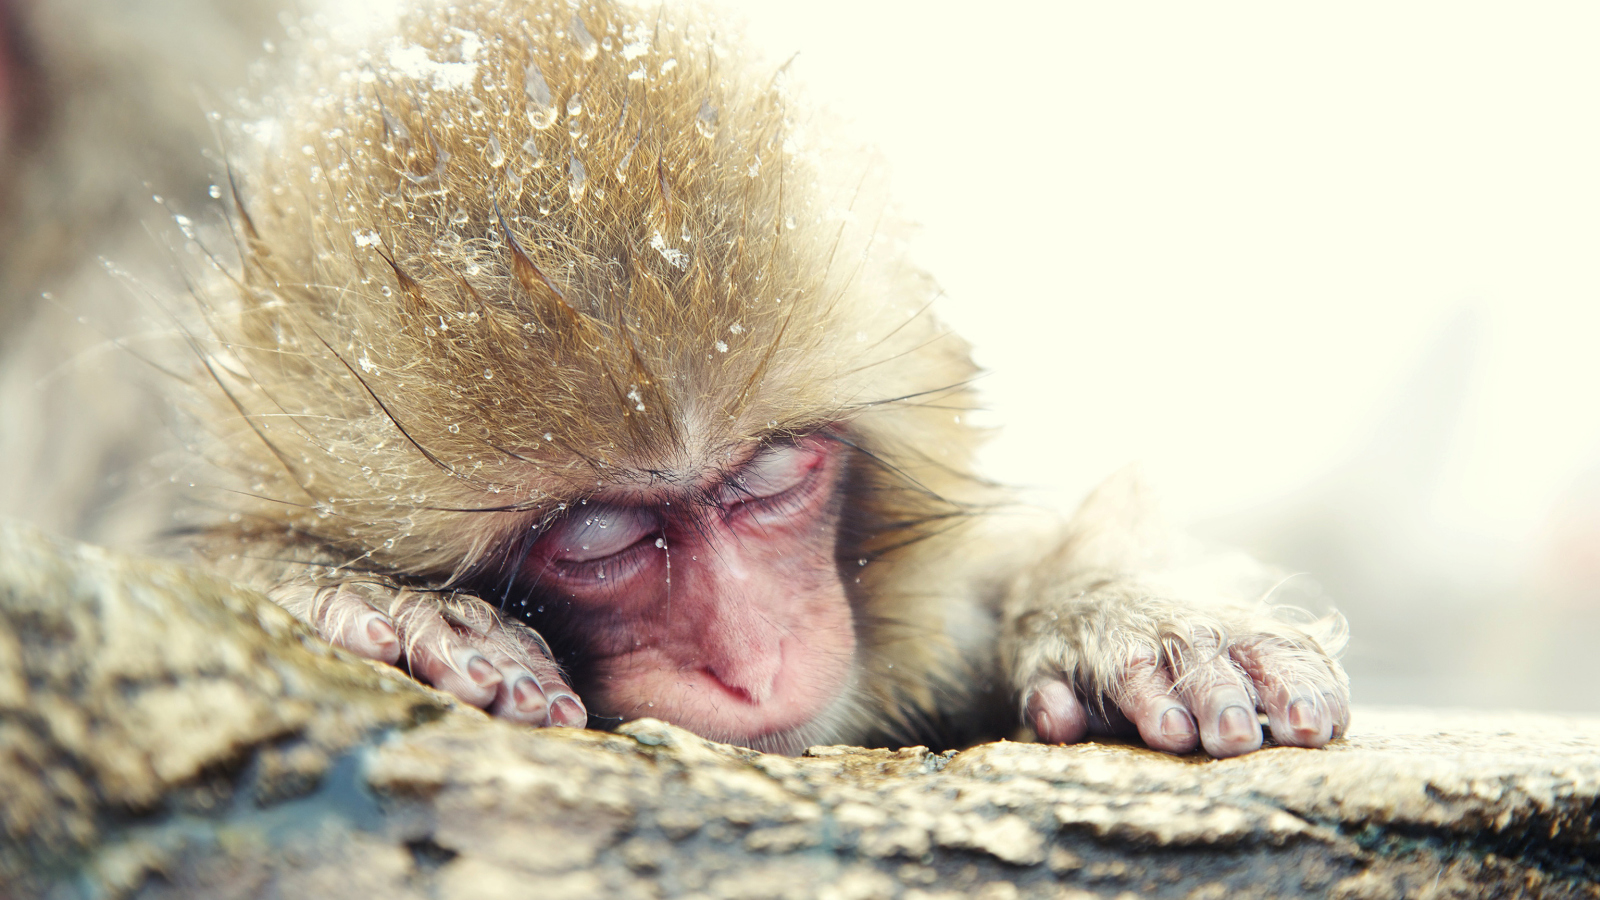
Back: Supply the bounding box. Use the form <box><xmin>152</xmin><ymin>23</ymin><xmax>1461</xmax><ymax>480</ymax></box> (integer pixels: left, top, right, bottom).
<box><xmin>3</xmin><ymin>520</ymin><xmax>1599</xmax><ymax>899</ymax></box>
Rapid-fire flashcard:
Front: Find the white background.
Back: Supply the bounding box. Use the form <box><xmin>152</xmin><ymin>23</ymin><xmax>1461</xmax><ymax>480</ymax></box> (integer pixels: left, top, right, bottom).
<box><xmin>730</xmin><ymin>1</ymin><xmax>1600</xmax><ymax>710</ymax></box>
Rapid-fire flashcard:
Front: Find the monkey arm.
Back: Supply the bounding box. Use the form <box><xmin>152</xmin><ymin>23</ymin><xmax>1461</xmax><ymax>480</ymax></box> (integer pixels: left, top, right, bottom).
<box><xmin>998</xmin><ymin>469</ymin><xmax>1350</xmax><ymax>758</ymax></box>
<box><xmin>268</xmin><ymin>579</ymin><xmax>586</xmax><ymax>729</ymax></box>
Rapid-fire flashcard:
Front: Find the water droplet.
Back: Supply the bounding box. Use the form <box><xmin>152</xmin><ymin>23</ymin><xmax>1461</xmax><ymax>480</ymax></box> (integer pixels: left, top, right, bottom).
<box><xmin>380</xmin><ymin>285</ymin><xmax>393</xmax><ymax>297</ymax></box>
<box><xmin>615</xmin><ymin>134</ymin><xmax>640</xmax><ymax>182</ymax></box>
<box><xmin>568</xmin><ymin>155</ymin><xmax>587</xmax><ymax>203</ymax></box>
<box><xmin>654</xmin><ymin>537</ymin><xmax>666</xmax><ymax>549</ymax></box>
<box><xmin>208</xmin><ymin>184</ymin><xmax>222</xmax><ymax>199</ymax></box>
<box><xmin>566</xmin><ymin>92</ymin><xmax>583</xmax><ymax>117</ymax></box>
<box><xmin>783</xmin><ymin>216</ymin><xmax>796</xmax><ymax>230</ymax></box>
<box><xmin>694</xmin><ymin>101</ymin><xmax>718</xmax><ymax>139</ymax></box>
<box><xmin>858</xmin><ymin>558</ymin><xmax>867</xmax><ymax>566</ymax></box>
<box><xmin>524</xmin><ymin>61</ymin><xmax>557</xmax><ymax>129</ymax></box>
<box><xmin>522</xmin><ymin>135</ymin><xmax>543</xmax><ymax>166</ymax></box>
<box><xmin>570</xmin><ymin>14</ymin><xmax>599</xmax><ymax>60</ymax></box>
<box><xmin>484</xmin><ymin>132</ymin><xmax>505</xmax><ymax>167</ymax></box>
<box><xmin>543</xmin><ymin>432</ymin><xmax>554</xmax><ymax>441</ymax></box>
<box><xmin>447</xmin><ymin>423</ymin><xmax>461</xmax><ymax>433</ymax></box>
<box><xmin>483</xmin><ymin>368</ymin><xmax>494</xmax><ymax>380</ymax></box>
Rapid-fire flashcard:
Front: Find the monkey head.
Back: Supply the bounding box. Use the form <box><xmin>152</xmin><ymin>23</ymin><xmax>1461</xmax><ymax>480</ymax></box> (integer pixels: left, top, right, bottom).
<box><xmin>196</xmin><ymin>0</ymin><xmax>987</xmax><ymax>753</ymax></box>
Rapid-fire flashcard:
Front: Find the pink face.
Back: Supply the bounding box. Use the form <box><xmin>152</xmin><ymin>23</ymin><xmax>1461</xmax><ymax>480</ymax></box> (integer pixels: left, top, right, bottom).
<box><xmin>515</xmin><ymin>435</ymin><xmax>857</xmax><ymax>751</ymax></box>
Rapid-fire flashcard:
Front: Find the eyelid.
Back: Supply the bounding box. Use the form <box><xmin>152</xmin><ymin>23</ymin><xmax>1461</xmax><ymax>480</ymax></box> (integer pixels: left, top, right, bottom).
<box><xmin>719</xmin><ymin>444</ymin><xmax>823</xmax><ymax>505</ymax></box>
<box><xmin>544</xmin><ymin>505</ymin><xmax>657</xmax><ymax>562</ymax></box>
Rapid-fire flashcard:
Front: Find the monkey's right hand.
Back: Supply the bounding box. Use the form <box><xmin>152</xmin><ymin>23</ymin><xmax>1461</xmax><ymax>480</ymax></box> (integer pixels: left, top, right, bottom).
<box><xmin>268</xmin><ymin>581</ymin><xmax>587</xmax><ymax>728</ymax></box>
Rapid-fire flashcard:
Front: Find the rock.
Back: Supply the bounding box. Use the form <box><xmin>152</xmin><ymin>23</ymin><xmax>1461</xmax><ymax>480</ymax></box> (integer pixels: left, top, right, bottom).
<box><xmin>2</xmin><ymin>519</ymin><xmax>1597</xmax><ymax>899</ymax></box>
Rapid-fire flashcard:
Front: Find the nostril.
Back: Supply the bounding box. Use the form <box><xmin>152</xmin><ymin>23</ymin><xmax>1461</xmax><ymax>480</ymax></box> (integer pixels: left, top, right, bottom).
<box><xmin>703</xmin><ymin>666</ymin><xmax>758</xmax><ymax>703</ymax></box>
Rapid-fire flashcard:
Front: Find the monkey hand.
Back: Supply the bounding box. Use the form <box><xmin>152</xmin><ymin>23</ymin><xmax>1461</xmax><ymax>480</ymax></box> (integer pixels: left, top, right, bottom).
<box><xmin>268</xmin><ymin>580</ymin><xmax>587</xmax><ymax>728</ymax></box>
<box><xmin>1002</xmin><ymin>580</ymin><xmax>1349</xmax><ymax>758</ymax></box>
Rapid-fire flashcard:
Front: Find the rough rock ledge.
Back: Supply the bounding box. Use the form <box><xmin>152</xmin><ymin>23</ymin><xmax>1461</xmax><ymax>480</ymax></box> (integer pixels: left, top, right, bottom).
<box><xmin>2</xmin><ymin>519</ymin><xmax>1597</xmax><ymax>900</ymax></box>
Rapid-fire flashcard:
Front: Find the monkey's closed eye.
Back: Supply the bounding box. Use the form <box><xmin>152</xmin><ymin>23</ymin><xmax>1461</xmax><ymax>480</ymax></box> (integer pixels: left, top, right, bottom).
<box><xmin>717</xmin><ymin>442</ymin><xmax>827</xmax><ymax>508</ymax></box>
<box><xmin>546</xmin><ymin>505</ymin><xmax>659</xmax><ymax>563</ymax></box>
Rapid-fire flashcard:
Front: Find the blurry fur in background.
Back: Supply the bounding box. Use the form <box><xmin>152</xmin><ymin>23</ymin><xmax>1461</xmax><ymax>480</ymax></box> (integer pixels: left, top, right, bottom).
<box><xmin>0</xmin><ymin>0</ymin><xmax>285</xmax><ymax>547</ymax></box>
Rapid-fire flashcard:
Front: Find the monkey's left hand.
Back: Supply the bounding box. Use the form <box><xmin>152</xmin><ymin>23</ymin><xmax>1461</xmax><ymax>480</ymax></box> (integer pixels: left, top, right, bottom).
<box><xmin>999</xmin><ymin>471</ymin><xmax>1350</xmax><ymax>758</ymax></box>
<box><xmin>1002</xmin><ymin>583</ymin><xmax>1349</xmax><ymax>758</ymax></box>
<box><xmin>268</xmin><ymin>580</ymin><xmax>587</xmax><ymax>727</ymax></box>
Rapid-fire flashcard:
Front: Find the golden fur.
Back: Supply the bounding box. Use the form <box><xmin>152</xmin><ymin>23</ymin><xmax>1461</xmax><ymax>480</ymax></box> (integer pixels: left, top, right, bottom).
<box><xmin>190</xmin><ymin>0</ymin><xmax>995</xmax><ymax>744</ymax></box>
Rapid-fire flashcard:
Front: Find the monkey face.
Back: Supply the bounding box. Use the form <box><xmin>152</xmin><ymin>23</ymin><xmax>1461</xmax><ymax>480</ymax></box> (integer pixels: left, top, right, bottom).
<box><xmin>515</xmin><ymin>435</ymin><xmax>855</xmax><ymax>752</ymax></box>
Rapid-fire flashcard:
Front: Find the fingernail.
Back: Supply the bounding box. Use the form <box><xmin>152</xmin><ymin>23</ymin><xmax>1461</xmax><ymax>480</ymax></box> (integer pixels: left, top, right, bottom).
<box><xmin>1288</xmin><ymin>698</ymin><xmax>1315</xmax><ymax>731</ymax></box>
<box><xmin>461</xmin><ymin>652</ymin><xmax>499</xmax><ymax>687</ymax></box>
<box><xmin>511</xmin><ymin>676</ymin><xmax>548</xmax><ymax>716</ymax></box>
<box><xmin>1032</xmin><ymin>708</ymin><xmax>1053</xmax><ymax>739</ymax></box>
<box><xmin>1022</xmin><ymin>690</ymin><xmax>1046</xmax><ymax>734</ymax></box>
<box><xmin>1160</xmin><ymin>707</ymin><xmax>1196</xmax><ymax>740</ymax></box>
<box><xmin>1219</xmin><ymin>705</ymin><xmax>1255</xmax><ymax>740</ymax></box>
<box><xmin>547</xmin><ymin>694</ymin><xmax>587</xmax><ymax>728</ymax></box>
<box><xmin>365</xmin><ymin>616</ymin><xmax>397</xmax><ymax>648</ymax></box>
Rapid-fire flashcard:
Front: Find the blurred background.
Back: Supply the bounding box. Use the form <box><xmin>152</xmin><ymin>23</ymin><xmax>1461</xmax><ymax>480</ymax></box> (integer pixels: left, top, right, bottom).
<box><xmin>733</xmin><ymin>1</ymin><xmax>1600</xmax><ymax>712</ymax></box>
<box><xmin>1</xmin><ymin>0</ymin><xmax>1595</xmax><ymax>712</ymax></box>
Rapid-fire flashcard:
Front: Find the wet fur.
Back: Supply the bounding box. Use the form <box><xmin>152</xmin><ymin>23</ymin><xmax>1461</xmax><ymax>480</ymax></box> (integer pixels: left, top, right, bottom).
<box><xmin>190</xmin><ymin>0</ymin><xmax>994</xmax><ymax>746</ymax></box>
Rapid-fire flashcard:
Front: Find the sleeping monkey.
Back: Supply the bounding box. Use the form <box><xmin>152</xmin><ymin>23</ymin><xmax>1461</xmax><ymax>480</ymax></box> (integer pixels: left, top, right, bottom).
<box><xmin>185</xmin><ymin>0</ymin><xmax>1349</xmax><ymax>757</ymax></box>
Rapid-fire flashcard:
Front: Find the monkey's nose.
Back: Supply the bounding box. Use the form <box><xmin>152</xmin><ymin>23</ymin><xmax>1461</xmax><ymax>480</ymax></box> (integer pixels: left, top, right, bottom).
<box><xmin>703</xmin><ymin>646</ymin><xmax>781</xmax><ymax>705</ymax></box>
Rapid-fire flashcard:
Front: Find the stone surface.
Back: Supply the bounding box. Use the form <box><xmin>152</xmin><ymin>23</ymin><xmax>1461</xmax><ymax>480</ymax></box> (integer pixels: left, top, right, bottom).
<box><xmin>3</xmin><ymin>519</ymin><xmax>1598</xmax><ymax>899</ymax></box>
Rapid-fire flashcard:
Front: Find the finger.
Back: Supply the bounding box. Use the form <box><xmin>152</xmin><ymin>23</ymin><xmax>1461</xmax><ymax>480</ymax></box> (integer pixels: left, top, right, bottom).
<box><xmin>479</xmin><ymin>620</ymin><xmax>587</xmax><ymax>727</ymax></box>
<box><xmin>1172</xmin><ymin>645</ymin><xmax>1262</xmax><ymax>758</ymax></box>
<box><xmin>480</xmin><ymin>647</ymin><xmax>587</xmax><ymax>727</ymax></box>
<box><xmin>1112</xmin><ymin>651</ymin><xmax>1199</xmax><ymax>754</ymax></box>
<box><xmin>391</xmin><ymin>596</ymin><xmax>502</xmax><ymax>708</ymax></box>
<box><xmin>1231</xmin><ymin>641</ymin><xmax>1346</xmax><ymax>749</ymax></box>
<box><xmin>316</xmin><ymin>587</ymin><xmax>401</xmax><ymax>664</ymax></box>
<box><xmin>1023</xmin><ymin>677</ymin><xmax>1090</xmax><ymax>745</ymax></box>
<box><xmin>1330</xmin><ymin>692</ymin><xmax>1351</xmax><ymax>739</ymax></box>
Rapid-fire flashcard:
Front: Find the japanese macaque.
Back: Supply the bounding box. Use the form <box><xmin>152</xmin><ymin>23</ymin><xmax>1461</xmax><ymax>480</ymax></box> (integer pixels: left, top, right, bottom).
<box><xmin>187</xmin><ymin>0</ymin><xmax>1349</xmax><ymax>757</ymax></box>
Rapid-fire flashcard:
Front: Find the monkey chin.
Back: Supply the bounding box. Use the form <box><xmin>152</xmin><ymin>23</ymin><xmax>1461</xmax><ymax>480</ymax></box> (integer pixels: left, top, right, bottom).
<box><xmin>589</xmin><ymin>635</ymin><xmax>859</xmax><ymax>756</ymax></box>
